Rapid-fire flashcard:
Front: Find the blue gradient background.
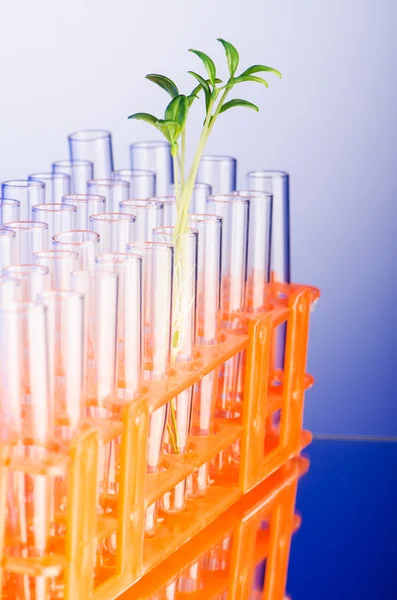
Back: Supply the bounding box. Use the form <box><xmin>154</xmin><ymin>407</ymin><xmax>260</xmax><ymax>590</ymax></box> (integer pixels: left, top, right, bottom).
<box><xmin>0</xmin><ymin>1</ymin><xmax>396</xmax><ymax>435</ymax></box>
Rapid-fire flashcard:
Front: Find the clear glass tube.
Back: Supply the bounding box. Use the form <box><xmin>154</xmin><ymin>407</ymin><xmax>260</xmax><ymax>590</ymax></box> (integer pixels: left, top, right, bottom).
<box><xmin>52</xmin><ymin>159</ymin><xmax>94</xmax><ymax>195</ymax></box>
<box><xmin>62</xmin><ymin>193</ymin><xmax>106</xmax><ymax>229</ymax></box>
<box><xmin>0</xmin><ymin>275</ymin><xmax>20</xmax><ymax>306</ymax></box>
<box><xmin>32</xmin><ymin>203</ymin><xmax>77</xmax><ymax>241</ymax></box>
<box><xmin>1</xmin><ymin>179</ymin><xmax>45</xmax><ymax>220</ymax></box>
<box><xmin>154</xmin><ymin>196</ymin><xmax>176</xmax><ymax>227</ymax></box>
<box><xmin>187</xmin><ymin>215</ymin><xmax>222</xmax><ymax>497</ymax></box>
<box><xmin>89</xmin><ymin>213</ymin><xmax>136</xmax><ymax>253</ymax></box>
<box><xmin>96</xmin><ymin>253</ymin><xmax>142</xmax><ymax>400</ymax></box>
<box><xmin>152</xmin><ymin>228</ymin><xmax>198</xmax><ymax>513</ymax></box>
<box><xmin>234</xmin><ymin>190</ymin><xmax>273</xmax><ymax>312</ymax></box>
<box><xmin>246</xmin><ymin>171</ymin><xmax>290</xmax><ymax>283</ymax></box>
<box><xmin>152</xmin><ymin>227</ymin><xmax>198</xmax><ymax>363</ymax></box>
<box><xmin>71</xmin><ymin>270</ymin><xmax>118</xmax><ymax>407</ymax></box>
<box><xmin>53</xmin><ymin>230</ymin><xmax>100</xmax><ymax>270</ymax></box>
<box><xmin>0</xmin><ymin>229</ymin><xmax>16</xmax><ymax>271</ymax></box>
<box><xmin>0</xmin><ymin>301</ymin><xmax>52</xmax><ymax>599</ymax></box>
<box><xmin>2</xmin><ymin>265</ymin><xmax>50</xmax><ymax>301</ymax></box>
<box><xmin>126</xmin><ymin>241</ymin><xmax>173</xmax><ymax>534</ymax></box>
<box><xmin>112</xmin><ymin>168</ymin><xmax>156</xmax><ymax>198</ymax></box>
<box><xmin>4</xmin><ymin>221</ymin><xmax>49</xmax><ymax>262</ymax></box>
<box><xmin>130</xmin><ymin>140</ymin><xmax>173</xmax><ymax>196</ymax></box>
<box><xmin>206</xmin><ymin>195</ymin><xmax>249</xmax><ymax>319</ymax></box>
<box><xmin>28</xmin><ymin>172</ymin><xmax>71</xmax><ymax>204</ymax></box>
<box><xmin>0</xmin><ymin>198</ymin><xmax>20</xmax><ymax>225</ymax></box>
<box><xmin>33</xmin><ymin>249</ymin><xmax>79</xmax><ymax>290</ymax></box>
<box><xmin>38</xmin><ymin>290</ymin><xmax>84</xmax><ymax>434</ymax></box>
<box><xmin>197</xmin><ymin>156</ymin><xmax>237</xmax><ymax>194</ymax></box>
<box><xmin>87</xmin><ymin>179</ymin><xmax>129</xmax><ymax>212</ymax></box>
<box><xmin>119</xmin><ymin>199</ymin><xmax>164</xmax><ymax>242</ymax></box>
<box><xmin>170</xmin><ymin>182</ymin><xmax>212</xmax><ymax>214</ymax></box>
<box><xmin>188</xmin><ymin>214</ymin><xmax>222</xmax><ymax>344</ymax></box>
<box><xmin>68</xmin><ymin>129</ymin><xmax>114</xmax><ymax>178</ymax></box>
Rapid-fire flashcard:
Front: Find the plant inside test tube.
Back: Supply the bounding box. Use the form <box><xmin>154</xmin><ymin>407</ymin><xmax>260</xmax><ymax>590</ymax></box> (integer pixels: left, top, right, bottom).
<box><xmin>128</xmin><ymin>39</ymin><xmax>280</xmax><ymax>449</ymax></box>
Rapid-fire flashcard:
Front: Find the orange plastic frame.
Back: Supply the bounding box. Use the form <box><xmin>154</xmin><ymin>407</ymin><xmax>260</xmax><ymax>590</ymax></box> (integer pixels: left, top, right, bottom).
<box><xmin>0</xmin><ymin>281</ymin><xmax>319</xmax><ymax>599</ymax></box>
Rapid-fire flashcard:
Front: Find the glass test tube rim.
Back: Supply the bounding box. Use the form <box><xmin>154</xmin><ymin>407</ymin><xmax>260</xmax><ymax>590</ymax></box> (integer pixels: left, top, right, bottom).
<box><xmin>53</xmin><ymin>158</ymin><xmax>94</xmax><ymax>168</ymax></box>
<box><xmin>247</xmin><ymin>169</ymin><xmax>289</xmax><ymax>180</ymax></box>
<box><xmin>53</xmin><ymin>230</ymin><xmax>100</xmax><ymax>247</ymax></box>
<box><xmin>120</xmin><ymin>199</ymin><xmax>164</xmax><ymax>210</ymax></box>
<box><xmin>96</xmin><ymin>251</ymin><xmax>142</xmax><ymax>266</ymax></box>
<box><xmin>130</xmin><ymin>140</ymin><xmax>170</xmax><ymax>150</ymax></box>
<box><xmin>0</xmin><ymin>228</ymin><xmax>16</xmax><ymax>239</ymax></box>
<box><xmin>152</xmin><ymin>226</ymin><xmax>199</xmax><ymax>240</ymax></box>
<box><xmin>32</xmin><ymin>203</ymin><xmax>77</xmax><ymax>214</ymax></box>
<box><xmin>113</xmin><ymin>168</ymin><xmax>156</xmax><ymax>179</ymax></box>
<box><xmin>62</xmin><ymin>194</ymin><xmax>106</xmax><ymax>204</ymax></box>
<box><xmin>188</xmin><ymin>213</ymin><xmax>222</xmax><ymax>224</ymax></box>
<box><xmin>4</xmin><ymin>220</ymin><xmax>49</xmax><ymax>231</ymax></box>
<box><xmin>33</xmin><ymin>249</ymin><xmax>79</xmax><ymax>261</ymax></box>
<box><xmin>127</xmin><ymin>240</ymin><xmax>174</xmax><ymax>254</ymax></box>
<box><xmin>233</xmin><ymin>189</ymin><xmax>273</xmax><ymax>200</ymax></box>
<box><xmin>1</xmin><ymin>179</ymin><xmax>45</xmax><ymax>190</ymax></box>
<box><xmin>208</xmin><ymin>194</ymin><xmax>250</xmax><ymax>206</ymax></box>
<box><xmin>87</xmin><ymin>178</ymin><xmax>129</xmax><ymax>189</ymax></box>
<box><xmin>3</xmin><ymin>264</ymin><xmax>49</xmax><ymax>278</ymax></box>
<box><xmin>89</xmin><ymin>212</ymin><xmax>136</xmax><ymax>224</ymax></box>
<box><xmin>0</xmin><ymin>198</ymin><xmax>20</xmax><ymax>209</ymax></box>
<box><xmin>68</xmin><ymin>129</ymin><xmax>112</xmax><ymax>142</ymax></box>
<box><xmin>28</xmin><ymin>172</ymin><xmax>71</xmax><ymax>184</ymax></box>
<box><xmin>200</xmin><ymin>154</ymin><xmax>237</xmax><ymax>163</ymax></box>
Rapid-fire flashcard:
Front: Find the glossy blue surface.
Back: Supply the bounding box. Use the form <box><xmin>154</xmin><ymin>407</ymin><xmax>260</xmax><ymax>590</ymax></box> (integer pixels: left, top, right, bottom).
<box><xmin>287</xmin><ymin>439</ymin><xmax>397</xmax><ymax>598</ymax></box>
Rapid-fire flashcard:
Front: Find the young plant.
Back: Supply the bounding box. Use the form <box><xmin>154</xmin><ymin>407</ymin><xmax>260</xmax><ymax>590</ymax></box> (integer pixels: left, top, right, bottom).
<box><xmin>128</xmin><ymin>39</ymin><xmax>281</xmax><ymax>451</ymax></box>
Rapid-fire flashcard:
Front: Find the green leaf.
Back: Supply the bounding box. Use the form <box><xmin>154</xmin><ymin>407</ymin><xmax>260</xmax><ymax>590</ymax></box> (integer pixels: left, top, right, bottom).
<box><xmin>156</xmin><ymin>119</ymin><xmax>181</xmax><ymax>143</ymax></box>
<box><xmin>230</xmin><ymin>74</ymin><xmax>269</xmax><ymax>88</ymax></box>
<box><xmin>219</xmin><ymin>99</ymin><xmax>259</xmax><ymax>114</ymax></box>
<box><xmin>189</xmin><ymin>49</ymin><xmax>216</xmax><ymax>84</ymax></box>
<box><xmin>145</xmin><ymin>74</ymin><xmax>179</xmax><ymax>98</ymax></box>
<box><xmin>217</xmin><ymin>38</ymin><xmax>239</xmax><ymax>78</ymax></box>
<box><xmin>240</xmin><ymin>65</ymin><xmax>282</xmax><ymax>79</ymax></box>
<box><xmin>165</xmin><ymin>95</ymin><xmax>189</xmax><ymax>130</ymax></box>
<box><xmin>188</xmin><ymin>71</ymin><xmax>211</xmax><ymax>112</ymax></box>
<box><xmin>190</xmin><ymin>77</ymin><xmax>222</xmax><ymax>99</ymax></box>
<box><xmin>187</xmin><ymin>93</ymin><xmax>199</xmax><ymax>107</ymax></box>
<box><xmin>127</xmin><ymin>112</ymin><xmax>158</xmax><ymax>126</ymax></box>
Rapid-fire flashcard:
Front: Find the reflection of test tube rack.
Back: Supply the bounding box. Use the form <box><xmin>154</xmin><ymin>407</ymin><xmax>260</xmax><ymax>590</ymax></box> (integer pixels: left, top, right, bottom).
<box><xmin>131</xmin><ymin>457</ymin><xmax>308</xmax><ymax>600</ymax></box>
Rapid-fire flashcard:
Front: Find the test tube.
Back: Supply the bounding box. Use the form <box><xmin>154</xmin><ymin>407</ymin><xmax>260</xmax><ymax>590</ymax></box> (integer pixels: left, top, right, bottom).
<box><xmin>89</xmin><ymin>213</ymin><xmax>136</xmax><ymax>253</ymax></box>
<box><xmin>71</xmin><ymin>270</ymin><xmax>118</xmax><ymax>408</ymax></box>
<box><xmin>0</xmin><ymin>229</ymin><xmax>16</xmax><ymax>270</ymax></box>
<box><xmin>0</xmin><ymin>301</ymin><xmax>52</xmax><ymax>600</ymax></box>
<box><xmin>206</xmin><ymin>195</ymin><xmax>250</xmax><ymax>419</ymax></box>
<box><xmin>234</xmin><ymin>190</ymin><xmax>273</xmax><ymax>312</ymax></box>
<box><xmin>119</xmin><ymin>199</ymin><xmax>164</xmax><ymax>242</ymax></box>
<box><xmin>112</xmin><ymin>168</ymin><xmax>156</xmax><ymax>198</ymax></box>
<box><xmin>62</xmin><ymin>193</ymin><xmax>106</xmax><ymax>229</ymax></box>
<box><xmin>197</xmin><ymin>156</ymin><xmax>237</xmax><ymax>194</ymax></box>
<box><xmin>33</xmin><ymin>249</ymin><xmax>79</xmax><ymax>290</ymax></box>
<box><xmin>206</xmin><ymin>195</ymin><xmax>249</xmax><ymax>320</ymax></box>
<box><xmin>187</xmin><ymin>214</ymin><xmax>222</xmax><ymax>497</ymax></box>
<box><xmin>247</xmin><ymin>171</ymin><xmax>290</xmax><ymax>369</ymax></box>
<box><xmin>96</xmin><ymin>253</ymin><xmax>142</xmax><ymax>399</ymax></box>
<box><xmin>127</xmin><ymin>241</ymin><xmax>173</xmax><ymax>535</ymax></box>
<box><xmin>32</xmin><ymin>203</ymin><xmax>77</xmax><ymax>241</ymax></box>
<box><xmin>87</xmin><ymin>179</ymin><xmax>129</xmax><ymax>212</ymax></box>
<box><xmin>1</xmin><ymin>179</ymin><xmax>45</xmax><ymax>220</ymax></box>
<box><xmin>152</xmin><ymin>227</ymin><xmax>198</xmax><ymax>513</ymax></box>
<box><xmin>52</xmin><ymin>159</ymin><xmax>94</xmax><ymax>194</ymax></box>
<box><xmin>68</xmin><ymin>129</ymin><xmax>114</xmax><ymax>178</ymax></box>
<box><xmin>154</xmin><ymin>196</ymin><xmax>176</xmax><ymax>227</ymax></box>
<box><xmin>38</xmin><ymin>290</ymin><xmax>85</xmax><ymax>434</ymax></box>
<box><xmin>28</xmin><ymin>172</ymin><xmax>71</xmax><ymax>204</ymax></box>
<box><xmin>0</xmin><ymin>198</ymin><xmax>20</xmax><ymax>225</ymax></box>
<box><xmin>2</xmin><ymin>265</ymin><xmax>50</xmax><ymax>301</ymax></box>
<box><xmin>4</xmin><ymin>221</ymin><xmax>49</xmax><ymax>262</ymax></box>
<box><xmin>170</xmin><ymin>182</ymin><xmax>212</xmax><ymax>214</ymax></box>
<box><xmin>130</xmin><ymin>140</ymin><xmax>173</xmax><ymax>196</ymax></box>
<box><xmin>0</xmin><ymin>275</ymin><xmax>20</xmax><ymax>306</ymax></box>
<box><xmin>53</xmin><ymin>230</ymin><xmax>100</xmax><ymax>270</ymax></box>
